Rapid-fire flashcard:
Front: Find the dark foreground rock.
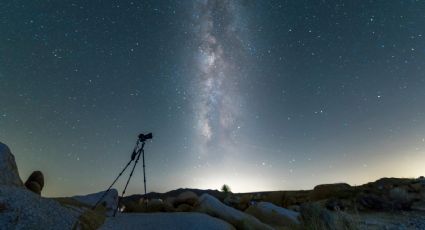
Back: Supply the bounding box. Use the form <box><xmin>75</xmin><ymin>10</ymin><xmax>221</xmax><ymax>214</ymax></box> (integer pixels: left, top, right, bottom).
<box><xmin>0</xmin><ymin>142</ymin><xmax>23</xmax><ymax>187</ymax></box>
<box><xmin>0</xmin><ymin>185</ymin><xmax>76</xmax><ymax>229</ymax></box>
<box><xmin>25</xmin><ymin>171</ymin><xmax>45</xmax><ymax>195</ymax></box>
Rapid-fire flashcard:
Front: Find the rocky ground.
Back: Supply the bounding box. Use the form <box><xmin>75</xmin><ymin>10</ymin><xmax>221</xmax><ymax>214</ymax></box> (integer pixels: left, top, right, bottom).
<box><xmin>1</xmin><ymin>141</ymin><xmax>425</xmax><ymax>230</ymax></box>
<box><xmin>100</xmin><ymin>213</ymin><xmax>235</xmax><ymax>230</ymax></box>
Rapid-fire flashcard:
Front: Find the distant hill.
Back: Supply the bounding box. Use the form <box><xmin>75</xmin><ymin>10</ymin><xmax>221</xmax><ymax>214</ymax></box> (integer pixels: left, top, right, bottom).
<box><xmin>122</xmin><ymin>188</ymin><xmax>224</xmax><ymax>203</ymax></box>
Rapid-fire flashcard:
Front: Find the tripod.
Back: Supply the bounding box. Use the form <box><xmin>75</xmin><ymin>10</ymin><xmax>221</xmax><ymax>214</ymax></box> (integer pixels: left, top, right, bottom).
<box><xmin>92</xmin><ymin>134</ymin><xmax>151</xmax><ymax>216</ymax></box>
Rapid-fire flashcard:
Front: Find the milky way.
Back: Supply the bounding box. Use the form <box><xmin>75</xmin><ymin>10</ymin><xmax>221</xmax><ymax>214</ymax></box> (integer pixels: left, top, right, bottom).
<box><xmin>1</xmin><ymin>1</ymin><xmax>425</xmax><ymax>196</ymax></box>
<box><xmin>193</xmin><ymin>0</ymin><xmax>244</xmax><ymax>153</ymax></box>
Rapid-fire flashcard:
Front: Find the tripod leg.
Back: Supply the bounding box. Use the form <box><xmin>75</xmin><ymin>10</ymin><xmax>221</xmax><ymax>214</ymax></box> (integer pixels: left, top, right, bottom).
<box><xmin>113</xmin><ymin>149</ymin><xmax>143</xmax><ymax>216</ymax></box>
<box><xmin>142</xmin><ymin>148</ymin><xmax>147</xmax><ymax>206</ymax></box>
<box><xmin>92</xmin><ymin>157</ymin><xmax>133</xmax><ymax>210</ymax></box>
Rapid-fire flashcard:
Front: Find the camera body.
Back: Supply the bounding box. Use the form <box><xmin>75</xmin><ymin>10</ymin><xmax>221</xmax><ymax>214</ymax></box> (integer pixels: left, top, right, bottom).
<box><xmin>138</xmin><ymin>133</ymin><xmax>153</xmax><ymax>142</ymax></box>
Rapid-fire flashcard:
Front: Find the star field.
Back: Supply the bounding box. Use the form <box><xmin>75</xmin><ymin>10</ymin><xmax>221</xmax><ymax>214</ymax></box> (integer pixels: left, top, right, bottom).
<box><xmin>1</xmin><ymin>0</ymin><xmax>425</xmax><ymax>197</ymax></box>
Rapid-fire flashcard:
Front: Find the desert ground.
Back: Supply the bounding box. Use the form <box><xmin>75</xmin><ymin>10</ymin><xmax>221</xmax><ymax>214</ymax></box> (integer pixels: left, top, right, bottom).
<box><xmin>1</xmin><ymin>141</ymin><xmax>425</xmax><ymax>229</ymax></box>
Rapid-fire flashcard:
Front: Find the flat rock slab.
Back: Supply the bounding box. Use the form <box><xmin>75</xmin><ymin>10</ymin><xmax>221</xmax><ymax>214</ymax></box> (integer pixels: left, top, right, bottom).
<box><xmin>100</xmin><ymin>212</ymin><xmax>235</xmax><ymax>230</ymax></box>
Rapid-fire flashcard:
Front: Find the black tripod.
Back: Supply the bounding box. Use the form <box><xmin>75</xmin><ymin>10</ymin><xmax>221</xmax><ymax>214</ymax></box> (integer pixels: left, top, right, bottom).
<box><xmin>92</xmin><ymin>133</ymin><xmax>152</xmax><ymax>216</ymax></box>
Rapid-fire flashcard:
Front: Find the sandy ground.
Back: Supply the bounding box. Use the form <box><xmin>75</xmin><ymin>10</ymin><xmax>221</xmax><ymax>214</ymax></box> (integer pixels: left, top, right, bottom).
<box><xmin>99</xmin><ymin>212</ymin><xmax>235</xmax><ymax>230</ymax></box>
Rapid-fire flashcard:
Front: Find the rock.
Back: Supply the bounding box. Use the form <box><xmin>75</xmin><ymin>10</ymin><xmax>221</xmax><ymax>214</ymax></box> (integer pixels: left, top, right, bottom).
<box><xmin>163</xmin><ymin>198</ymin><xmax>175</xmax><ymax>212</ymax></box>
<box><xmin>25</xmin><ymin>181</ymin><xmax>42</xmax><ymax>195</ymax></box>
<box><xmin>146</xmin><ymin>199</ymin><xmax>165</xmax><ymax>212</ymax></box>
<box><xmin>25</xmin><ymin>171</ymin><xmax>44</xmax><ymax>195</ymax></box>
<box><xmin>245</xmin><ymin>202</ymin><xmax>300</xmax><ymax>228</ymax></box>
<box><xmin>165</xmin><ymin>196</ymin><xmax>176</xmax><ymax>206</ymax></box>
<box><xmin>73</xmin><ymin>189</ymin><xmax>118</xmax><ymax>216</ymax></box>
<box><xmin>195</xmin><ymin>193</ymin><xmax>273</xmax><ymax>230</ymax></box>
<box><xmin>0</xmin><ymin>185</ymin><xmax>76</xmax><ymax>229</ymax></box>
<box><xmin>175</xmin><ymin>191</ymin><xmax>199</xmax><ymax>207</ymax></box>
<box><xmin>312</xmin><ymin>183</ymin><xmax>351</xmax><ymax>200</ymax></box>
<box><xmin>25</xmin><ymin>171</ymin><xmax>44</xmax><ymax>188</ymax></box>
<box><xmin>176</xmin><ymin>203</ymin><xmax>193</xmax><ymax>212</ymax></box>
<box><xmin>374</xmin><ymin>178</ymin><xmax>412</xmax><ymax>190</ymax></box>
<box><xmin>0</xmin><ymin>142</ymin><xmax>23</xmax><ymax>187</ymax></box>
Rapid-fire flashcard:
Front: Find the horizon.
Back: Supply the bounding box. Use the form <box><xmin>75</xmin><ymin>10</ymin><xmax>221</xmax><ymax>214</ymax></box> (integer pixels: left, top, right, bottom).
<box><xmin>1</xmin><ymin>0</ymin><xmax>425</xmax><ymax>197</ymax></box>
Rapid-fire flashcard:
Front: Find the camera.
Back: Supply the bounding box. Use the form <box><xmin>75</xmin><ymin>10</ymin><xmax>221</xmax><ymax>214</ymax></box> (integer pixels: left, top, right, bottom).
<box><xmin>138</xmin><ymin>133</ymin><xmax>153</xmax><ymax>142</ymax></box>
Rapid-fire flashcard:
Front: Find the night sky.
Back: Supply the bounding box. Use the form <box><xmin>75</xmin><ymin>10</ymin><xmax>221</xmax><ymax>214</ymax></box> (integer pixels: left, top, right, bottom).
<box><xmin>1</xmin><ymin>1</ymin><xmax>425</xmax><ymax>197</ymax></box>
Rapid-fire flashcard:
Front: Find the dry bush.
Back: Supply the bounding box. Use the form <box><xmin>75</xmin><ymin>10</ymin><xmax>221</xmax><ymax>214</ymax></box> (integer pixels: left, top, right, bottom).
<box><xmin>389</xmin><ymin>187</ymin><xmax>413</xmax><ymax>210</ymax></box>
<box><xmin>300</xmin><ymin>203</ymin><xmax>358</xmax><ymax>230</ymax></box>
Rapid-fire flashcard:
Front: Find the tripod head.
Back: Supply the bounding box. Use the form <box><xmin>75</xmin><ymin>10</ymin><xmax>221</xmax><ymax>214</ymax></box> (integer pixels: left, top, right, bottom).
<box><xmin>131</xmin><ymin>133</ymin><xmax>151</xmax><ymax>160</ymax></box>
<box><xmin>138</xmin><ymin>133</ymin><xmax>153</xmax><ymax>142</ymax></box>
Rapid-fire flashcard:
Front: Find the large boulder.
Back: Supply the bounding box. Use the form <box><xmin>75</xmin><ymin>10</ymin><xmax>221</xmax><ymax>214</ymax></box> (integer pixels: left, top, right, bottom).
<box><xmin>0</xmin><ymin>185</ymin><xmax>76</xmax><ymax>229</ymax></box>
<box><xmin>0</xmin><ymin>142</ymin><xmax>23</xmax><ymax>187</ymax></box>
<box><xmin>312</xmin><ymin>183</ymin><xmax>351</xmax><ymax>200</ymax></box>
<box><xmin>73</xmin><ymin>189</ymin><xmax>118</xmax><ymax>216</ymax></box>
<box><xmin>146</xmin><ymin>199</ymin><xmax>165</xmax><ymax>212</ymax></box>
<box><xmin>175</xmin><ymin>191</ymin><xmax>199</xmax><ymax>207</ymax></box>
<box><xmin>195</xmin><ymin>193</ymin><xmax>273</xmax><ymax>230</ymax></box>
<box><xmin>25</xmin><ymin>171</ymin><xmax>44</xmax><ymax>195</ymax></box>
<box><xmin>245</xmin><ymin>202</ymin><xmax>300</xmax><ymax>228</ymax></box>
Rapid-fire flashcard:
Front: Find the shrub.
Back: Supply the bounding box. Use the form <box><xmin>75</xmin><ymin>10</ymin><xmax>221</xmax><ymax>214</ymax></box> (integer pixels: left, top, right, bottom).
<box><xmin>300</xmin><ymin>203</ymin><xmax>358</xmax><ymax>230</ymax></box>
<box><xmin>221</xmin><ymin>184</ymin><xmax>231</xmax><ymax>194</ymax></box>
<box><xmin>389</xmin><ymin>187</ymin><xmax>412</xmax><ymax>210</ymax></box>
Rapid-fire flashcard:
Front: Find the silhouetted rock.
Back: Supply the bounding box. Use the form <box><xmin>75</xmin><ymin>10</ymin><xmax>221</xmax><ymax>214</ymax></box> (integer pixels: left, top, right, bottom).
<box><xmin>372</xmin><ymin>177</ymin><xmax>412</xmax><ymax>190</ymax></box>
<box><xmin>312</xmin><ymin>183</ymin><xmax>351</xmax><ymax>200</ymax></box>
<box><xmin>0</xmin><ymin>142</ymin><xmax>23</xmax><ymax>187</ymax></box>
<box><xmin>25</xmin><ymin>171</ymin><xmax>44</xmax><ymax>195</ymax></box>
<box><xmin>25</xmin><ymin>181</ymin><xmax>42</xmax><ymax>195</ymax></box>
